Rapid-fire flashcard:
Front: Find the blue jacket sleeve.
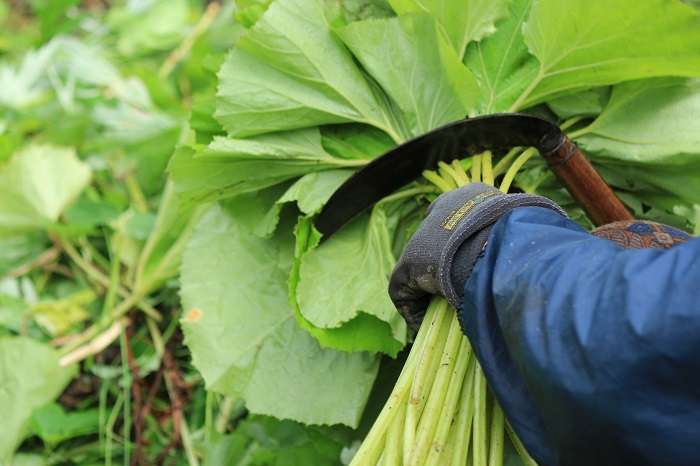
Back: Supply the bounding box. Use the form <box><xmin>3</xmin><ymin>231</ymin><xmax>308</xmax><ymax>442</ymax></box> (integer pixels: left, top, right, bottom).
<box><xmin>459</xmin><ymin>206</ymin><xmax>700</xmax><ymax>466</ymax></box>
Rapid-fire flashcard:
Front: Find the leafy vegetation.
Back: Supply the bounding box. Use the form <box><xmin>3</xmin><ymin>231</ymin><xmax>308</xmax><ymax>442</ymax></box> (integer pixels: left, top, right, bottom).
<box><xmin>0</xmin><ymin>1</ymin><xmax>236</xmax><ymax>464</ymax></box>
<box><xmin>2</xmin><ymin>0</ymin><xmax>700</xmax><ymax>465</ymax></box>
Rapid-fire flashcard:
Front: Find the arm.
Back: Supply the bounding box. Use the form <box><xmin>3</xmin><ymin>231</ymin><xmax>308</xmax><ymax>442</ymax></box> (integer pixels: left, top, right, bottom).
<box><xmin>461</xmin><ymin>206</ymin><xmax>700</xmax><ymax>466</ymax></box>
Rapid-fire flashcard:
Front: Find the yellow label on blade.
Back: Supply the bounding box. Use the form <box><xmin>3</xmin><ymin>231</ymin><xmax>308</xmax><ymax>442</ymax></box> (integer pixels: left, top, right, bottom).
<box><xmin>440</xmin><ymin>190</ymin><xmax>500</xmax><ymax>230</ymax></box>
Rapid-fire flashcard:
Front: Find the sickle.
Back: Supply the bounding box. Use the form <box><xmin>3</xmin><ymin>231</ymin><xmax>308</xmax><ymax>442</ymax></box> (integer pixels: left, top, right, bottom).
<box><xmin>315</xmin><ymin>113</ymin><xmax>632</xmax><ymax>240</ymax></box>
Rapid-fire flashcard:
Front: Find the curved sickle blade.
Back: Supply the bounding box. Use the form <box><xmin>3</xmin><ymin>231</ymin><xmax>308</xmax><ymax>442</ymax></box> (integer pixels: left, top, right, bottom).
<box><xmin>314</xmin><ymin>114</ymin><xmax>563</xmax><ymax>239</ymax></box>
<box><xmin>315</xmin><ymin>113</ymin><xmax>633</xmax><ymax>240</ymax></box>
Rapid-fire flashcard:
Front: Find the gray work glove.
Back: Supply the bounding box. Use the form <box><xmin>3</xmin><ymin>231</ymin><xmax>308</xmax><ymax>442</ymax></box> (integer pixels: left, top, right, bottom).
<box><xmin>389</xmin><ymin>182</ymin><xmax>567</xmax><ymax>330</ymax></box>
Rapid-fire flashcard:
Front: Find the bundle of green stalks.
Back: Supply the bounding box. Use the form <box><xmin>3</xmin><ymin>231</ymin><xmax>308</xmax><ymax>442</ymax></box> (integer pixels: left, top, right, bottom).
<box><xmin>350</xmin><ymin>152</ymin><xmax>539</xmax><ymax>466</ymax></box>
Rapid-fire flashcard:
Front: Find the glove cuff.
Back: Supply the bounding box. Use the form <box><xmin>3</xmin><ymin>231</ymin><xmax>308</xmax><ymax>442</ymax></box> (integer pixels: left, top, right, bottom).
<box><xmin>450</xmin><ymin>226</ymin><xmax>492</xmax><ymax>301</ymax></box>
<box><xmin>439</xmin><ymin>192</ymin><xmax>567</xmax><ymax>308</ymax></box>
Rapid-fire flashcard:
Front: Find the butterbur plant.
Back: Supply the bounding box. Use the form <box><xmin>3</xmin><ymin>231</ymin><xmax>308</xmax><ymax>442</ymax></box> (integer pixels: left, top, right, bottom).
<box><xmin>170</xmin><ymin>0</ymin><xmax>700</xmax><ymax>462</ymax></box>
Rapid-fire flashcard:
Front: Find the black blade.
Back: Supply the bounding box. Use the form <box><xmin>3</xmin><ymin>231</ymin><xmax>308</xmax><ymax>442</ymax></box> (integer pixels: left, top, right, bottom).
<box><xmin>315</xmin><ymin>113</ymin><xmax>563</xmax><ymax>240</ymax></box>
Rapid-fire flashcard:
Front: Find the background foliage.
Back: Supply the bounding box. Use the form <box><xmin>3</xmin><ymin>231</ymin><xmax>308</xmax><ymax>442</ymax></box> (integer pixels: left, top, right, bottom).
<box><xmin>2</xmin><ymin>0</ymin><xmax>700</xmax><ymax>465</ymax></box>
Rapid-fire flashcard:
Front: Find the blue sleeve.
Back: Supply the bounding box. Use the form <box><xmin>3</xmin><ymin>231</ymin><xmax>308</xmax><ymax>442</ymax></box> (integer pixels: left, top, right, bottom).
<box><xmin>459</xmin><ymin>206</ymin><xmax>700</xmax><ymax>466</ymax></box>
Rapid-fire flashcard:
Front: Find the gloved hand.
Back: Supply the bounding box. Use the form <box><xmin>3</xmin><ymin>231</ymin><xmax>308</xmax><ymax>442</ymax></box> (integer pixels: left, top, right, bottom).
<box><xmin>389</xmin><ymin>182</ymin><xmax>567</xmax><ymax>330</ymax></box>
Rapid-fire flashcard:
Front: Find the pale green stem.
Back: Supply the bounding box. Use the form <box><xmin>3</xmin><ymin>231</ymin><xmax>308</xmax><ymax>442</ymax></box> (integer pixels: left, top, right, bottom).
<box><xmin>351</xmin><ymin>300</ymin><xmax>443</xmax><ymax>465</ymax></box>
<box><xmin>377</xmin><ymin>185</ymin><xmax>439</xmax><ymax>206</ymax></box>
<box><xmin>505</xmin><ymin>421</ymin><xmax>539</xmax><ymax>466</ymax></box>
<box><xmin>471</xmin><ymin>155</ymin><xmax>482</xmax><ymax>183</ymax></box>
<box><xmin>124</xmin><ymin>171</ymin><xmax>149</xmax><ymax>213</ymax></box>
<box><xmin>55</xmin><ymin>235</ymin><xmax>128</xmax><ymax>297</ymax></box>
<box><xmin>488</xmin><ymin>403</ymin><xmax>505</xmax><ymax>466</ymax></box>
<box><xmin>204</xmin><ymin>391</ymin><xmax>214</xmax><ymax>444</ymax></box>
<box><xmin>450</xmin><ymin>353</ymin><xmax>477</xmax><ymax>466</ymax></box>
<box><xmin>54</xmin><ymin>234</ymin><xmax>162</xmax><ymax>326</ymax></box>
<box><xmin>567</xmin><ymin>124</ymin><xmax>594</xmax><ymax>140</ymax></box>
<box><xmin>120</xmin><ymin>332</ymin><xmax>131</xmax><ymax>466</ymax></box>
<box><xmin>482</xmin><ymin>151</ymin><xmax>495</xmax><ymax>186</ymax></box>
<box><xmin>438</xmin><ymin>161</ymin><xmax>468</xmax><ymax>187</ymax></box>
<box><xmin>147</xmin><ymin>316</ymin><xmax>165</xmax><ymax>358</ymax></box>
<box><xmin>105</xmin><ymin>394</ymin><xmax>124</xmax><ymax>466</ymax></box>
<box><xmin>410</xmin><ymin>300</ymin><xmax>449</xmax><ymax>404</ymax></box>
<box><xmin>507</xmin><ymin>69</ymin><xmax>545</xmax><ymax>112</ymax></box>
<box><xmin>438</xmin><ymin>165</ymin><xmax>460</xmax><ymax>191</ymax></box>
<box><xmin>492</xmin><ymin>147</ymin><xmax>523</xmax><ymax>177</ymax></box>
<box><xmin>360</xmin><ymin>110</ymin><xmax>406</xmax><ymax>145</ymax></box>
<box><xmin>102</xmin><ymin>245</ymin><xmax>121</xmax><ymax>322</ymax></box>
<box><xmin>423</xmin><ymin>170</ymin><xmax>454</xmax><ymax>193</ymax></box>
<box><xmin>452</xmin><ymin>159</ymin><xmax>470</xmax><ymax>185</ymax></box>
<box><xmin>472</xmin><ymin>363</ymin><xmax>489</xmax><ymax>466</ymax></box>
<box><xmin>383</xmin><ymin>399</ymin><xmax>406</xmax><ymax>466</ymax></box>
<box><xmin>406</xmin><ymin>298</ymin><xmax>450</xmax><ymax>463</ymax></box>
<box><xmin>499</xmin><ymin>147</ymin><xmax>538</xmax><ymax>193</ymax></box>
<box><xmin>423</xmin><ymin>332</ymin><xmax>472</xmax><ymax>466</ymax></box>
<box><xmin>559</xmin><ymin>115</ymin><xmax>585</xmax><ymax>132</ymax></box>
<box><xmin>99</xmin><ymin>377</ymin><xmax>110</xmax><ymax>451</ymax></box>
<box><xmin>180</xmin><ymin>417</ymin><xmax>200</xmax><ymax>466</ymax></box>
<box><xmin>409</xmin><ymin>308</ymin><xmax>452</xmax><ymax>441</ymax></box>
<box><xmin>409</xmin><ymin>315</ymin><xmax>464</xmax><ymax>466</ymax></box>
<box><xmin>333</xmin><ymin>158</ymin><xmax>374</xmax><ymax>168</ymax></box>
<box><xmin>385</xmin><ymin>126</ymin><xmax>408</xmax><ymax>146</ymax></box>
<box><xmin>78</xmin><ymin>235</ymin><xmax>111</xmax><ymax>271</ymax></box>
<box><xmin>215</xmin><ymin>396</ymin><xmax>238</xmax><ymax>434</ymax></box>
<box><xmin>460</xmin><ymin>157</ymin><xmax>474</xmax><ymax>172</ymax></box>
<box><xmin>404</xmin><ymin>401</ymin><xmax>418</xmax><ymax>464</ymax></box>
<box><xmin>159</xmin><ymin>2</ymin><xmax>221</xmax><ymax>79</ymax></box>
<box><xmin>137</xmin><ymin>300</ymin><xmax>162</xmax><ymax>321</ymax></box>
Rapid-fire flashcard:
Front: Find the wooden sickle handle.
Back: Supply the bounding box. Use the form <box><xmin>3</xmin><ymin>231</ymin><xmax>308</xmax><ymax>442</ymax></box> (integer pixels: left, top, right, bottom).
<box><xmin>541</xmin><ymin>137</ymin><xmax>634</xmax><ymax>226</ymax></box>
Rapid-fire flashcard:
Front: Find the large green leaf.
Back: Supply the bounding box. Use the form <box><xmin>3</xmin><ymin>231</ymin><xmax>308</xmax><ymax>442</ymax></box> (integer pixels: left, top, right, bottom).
<box><xmin>0</xmin><ymin>144</ymin><xmax>91</xmax><ymax>237</ymax></box>
<box><xmin>215</xmin><ymin>0</ymin><xmax>402</xmax><ymax>141</ymax></box>
<box><xmin>336</xmin><ymin>13</ymin><xmax>478</xmax><ymax>135</ymax></box>
<box><xmin>547</xmin><ymin>86</ymin><xmax>611</xmax><ymax>119</ymax></box>
<box><xmin>464</xmin><ymin>0</ymin><xmax>539</xmax><ymax>113</ymax></box>
<box><xmin>576</xmin><ymin>78</ymin><xmax>700</xmax><ymax>208</ymax></box>
<box><xmin>289</xmin><ymin>216</ymin><xmax>405</xmax><ymax>357</ymax></box>
<box><xmin>180</xmin><ymin>196</ymin><xmax>379</xmax><ymax>427</ymax></box>
<box><xmin>30</xmin><ymin>403</ymin><xmax>101</xmax><ymax>446</ymax></box>
<box><xmin>277</xmin><ymin>170</ymin><xmax>353</xmax><ymax>215</ymax></box>
<box><xmin>578</xmin><ymin>78</ymin><xmax>700</xmax><ymax>165</ymax></box>
<box><xmin>518</xmin><ymin>0</ymin><xmax>700</xmax><ymax>108</ymax></box>
<box><xmin>170</xmin><ymin>0</ymin><xmax>700</xmax><ymax>442</ymax></box>
<box><xmin>168</xmin><ymin>128</ymin><xmax>365</xmax><ymax>205</ymax></box>
<box><xmin>202</xmin><ymin>415</ymin><xmax>352</xmax><ymax>466</ymax></box>
<box><xmin>596</xmin><ymin>163</ymin><xmax>700</xmax><ymax>228</ymax></box>
<box><xmin>320</xmin><ymin>124</ymin><xmax>395</xmax><ymax>161</ymax></box>
<box><xmin>387</xmin><ymin>0</ymin><xmax>508</xmax><ymax>59</ymax></box>
<box><xmin>256</xmin><ymin>170</ymin><xmax>352</xmax><ymax>237</ymax></box>
<box><xmin>295</xmin><ymin>209</ymin><xmax>406</xmax><ymax>350</ymax></box>
<box><xmin>0</xmin><ymin>337</ymin><xmax>77</xmax><ymax>463</ymax></box>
